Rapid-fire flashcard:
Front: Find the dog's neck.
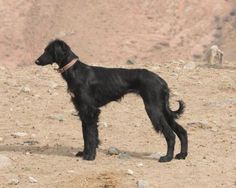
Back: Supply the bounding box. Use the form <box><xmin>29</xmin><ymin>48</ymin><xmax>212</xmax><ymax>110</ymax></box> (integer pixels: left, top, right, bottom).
<box><xmin>58</xmin><ymin>51</ymin><xmax>78</xmax><ymax>69</ymax></box>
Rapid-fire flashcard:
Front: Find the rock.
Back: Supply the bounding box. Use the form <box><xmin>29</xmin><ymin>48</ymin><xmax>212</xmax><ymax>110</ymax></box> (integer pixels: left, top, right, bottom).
<box><xmin>183</xmin><ymin>61</ymin><xmax>196</xmax><ymax>70</ymax></box>
<box><xmin>118</xmin><ymin>152</ymin><xmax>131</xmax><ymax>159</ymax></box>
<box><xmin>0</xmin><ymin>155</ymin><xmax>12</xmax><ymax>168</ymax></box>
<box><xmin>103</xmin><ymin>122</ymin><xmax>109</xmax><ymax>128</ymax></box>
<box><xmin>127</xmin><ymin>169</ymin><xmax>134</xmax><ymax>175</ymax></box>
<box><xmin>20</xmin><ymin>86</ymin><xmax>31</xmax><ymax>93</ymax></box>
<box><xmin>126</xmin><ymin>59</ymin><xmax>136</xmax><ymax>65</ymax></box>
<box><xmin>48</xmin><ymin>114</ymin><xmax>64</xmax><ymax>122</ymax></box>
<box><xmin>137</xmin><ymin>180</ymin><xmax>149</xmax><ymax>188</ymax></box>
<box><xmin>178</xmin><ymin>59</ymin><xmax>186</xmax><ymax>64</ymax></box>
<box><xmin>26</xmin><ymin>152</ymin><xmax>31</xmax><ymax>155</ymax></box>
<box><xmin>100</xmin><ymin>122</ymin><xmax>111</xmax><ymax>128</ymax></box>
<box><xmin>137</xmin><ymin>163</ymin><xmax>143</xmax><ymax>167</ymax></box>
<box><xmin>28</xmin><ymin>176</ymin><xmax>38</xmax><ymax>183</ymax></box>
<box><xmin>8</xmin><ymin>177</ymin><xmax>20</xmax><ymax>185</ymax></box>
<box><xmin>187</xmin><ymin>121</ymin><xmax>208</xmax><ymax>129</ymax></box>
<box><xmin>11</xmin><ymin>132</ymin><xmax>28</xmax><ymax>138</ymax></box>
<box><xmin>147</xmin><ymin>152</ymin><xmax>162</xmax><ymax>160</ymax></box>
<box><xmin>210</xmin><ymin>127</ymin><xmax>218</xmax><ymax>132</ymax></box>
<box><xmin>150</xmin><ymin>66</ymin><xmax>160</xmax><ymax>72</ymax></box>
<box><xmin>0</xmin><ymin>137</ymin><xmax>4</xmax><ymax>143</ymax></box>
<box><xmin>107</xmin><ymin>147</ymin><xmax>120</xmax><ymax>155</ymax></box>
<box><xmin>171</xmin><ymin>91</ymin><xmax>180</xmax><ymax>97</ymax></box>
<box><xmin>229</xmin><ymin>120</ymin><xmax>236</xmax><ymax>131</ymax></box>
<box><xmin>23</xmin><ymin>140</ymin><xmax>39</xmax><ymax>146</ymax></box>
<box><xmin>50</xmin><ymin>82</ymin><xmax>59</xmax><ymax>89</ymax></box>
<box><xmin>71</xmin><ymin>110</ymin><xmax>78</xmax><ymax>116</ymax></box>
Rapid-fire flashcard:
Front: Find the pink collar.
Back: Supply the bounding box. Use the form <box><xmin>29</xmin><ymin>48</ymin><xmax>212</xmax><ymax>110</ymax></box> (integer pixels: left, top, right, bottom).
<box><xmin>57</xmin><ymin>58</ymin><xmax>78</xmax><ymax>73</ymax></box>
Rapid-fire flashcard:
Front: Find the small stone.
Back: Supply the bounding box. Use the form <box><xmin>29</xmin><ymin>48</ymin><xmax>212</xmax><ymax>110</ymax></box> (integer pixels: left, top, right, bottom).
<box><xmin>26</xmin><ymin>152</ymin><xmax>31</xmax><ymax>155</ymax></box>
<box><xmin>11</xmin><ymin>132</ymin><xmax>28</xmax><ymax>138</ymax></box>
<box><xmin>150</xmin><ymin>66</ymin><xmax>160</xmax><ymax>72</ymax></box>
<box><xmin>0</xmin><ymin>155</ymin><xmax>12</xmax><ymax>168</ymax></box>
<box><xmin>107</xmin><ymin>147</ymin><xmax>120</xmax><ymax>155</ymax></box>
<box><xmin>137</xmin><ymin>163</ymin><xmax>143</xmax><ymax>167</ymax></box>
<box><xmin>23</xmin><ymin>140</ymin><xmax>39</xmax><ymax>145</ymax></box>
<box><xmin>100</xmin><ymin>122</ymin><xmax>111</xmax><ymax>128</ymax></box>
<box><xmin>137</xmin><ymin>180</ymin><xmax>149</xmax><ymax>188</ymax></box>
<box><xmin>118</xmin><ymin>152</ymin><xmax>131</xmax><ymax>159</ymax></box>
<box><xmin>103</xmin><ymin>122</ymin><xmax>109</xmax><ymax>128</ymax></box>
<box><xmin>183</xmin><ymin>61</ymin><xmax>196</xmax><ymax>70</ymax></box>
<box><xmin>50</xmin><ymin>82</ymin><xmax>59</xmax><ymax>89</ymax></box>
<box><xmin>210</xmin><ymin>127</ymin><xmax>218</xmax><ymax>132</ymax></box>
<box><xmin>171</xmin><ymin>91</ymin><xmax>180</xmax><ymax>97</ymax></box>
<box><xmin>71</xmin><ymin>110</ymin><xmax>78</xmax><ymax>116</ymax></box>
<box><xmin>126</xmin><ymin>59</ymin><xmax>136</xmax><ymax>65</ymax></box>
<box><xmin>8</xmin><ymin>177</ymin><xmax>20</xmax><ymax>185</ymax></box>
<box><xmin>0</xmin><ymin>137</ymin><xmax>3</xmax><ymax>143</ymax></box>
<box><xmin>48</xmin><ymin>114</ymin><xmax>64</xmax><ymax>122</ymax></box>
<box><xmin>127</xmin><ymin>169</ymin><xmax>134</xmax><ymax>175</ymax></box>
<box><xmin>147</xmin><ymin>152</ymin><xmax>162</xmax><ymax>160</ymax></box>
<box><xmin>178</xmin><ymin>59</ymin><xmax>186</xmax><ymax>64</ymax></box>
<box><xmin>20</xmin><ymin>86</ymin><xmax>31</xmax><ymax>93</ymax></box>
<box><xmin>28</xmin><ymin>176</ymin><xmax>38</xmax><ymax>183</ymax></box>
<box><xmin>187</xmin><ymin>121</ymin><xmax>208</xmax><ymax>129</ymax></box>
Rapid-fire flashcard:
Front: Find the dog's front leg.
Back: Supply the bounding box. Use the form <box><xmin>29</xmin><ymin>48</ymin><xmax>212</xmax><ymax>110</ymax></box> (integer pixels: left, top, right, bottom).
<box><xmin>77</xmin><ymin>105</ymin><xmax>100</xmax><ymax>160</ymax></box>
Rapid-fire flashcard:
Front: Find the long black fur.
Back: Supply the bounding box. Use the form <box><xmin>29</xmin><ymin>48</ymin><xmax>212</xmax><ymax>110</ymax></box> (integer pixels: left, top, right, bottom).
<box><xmin>35</xmin><ymin>39</ymin><xmax>188</xmax><ymax>162</ymax></box>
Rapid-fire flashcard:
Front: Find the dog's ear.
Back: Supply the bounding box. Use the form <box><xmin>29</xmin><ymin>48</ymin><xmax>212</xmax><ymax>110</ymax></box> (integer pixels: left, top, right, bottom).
<box><xmin>54</xmin><ymin>41</ymin><xmax>71</xmax><ymax>63</ymax></box>
<box><xmin>54</xmin><ymin>41</ymin><xmax>68</xmax><ymax>63</ymax></box>
<box><xmin>54</xmin><ymin>44</ymin><xmax>63</xmax><ymax>62</ymax></box>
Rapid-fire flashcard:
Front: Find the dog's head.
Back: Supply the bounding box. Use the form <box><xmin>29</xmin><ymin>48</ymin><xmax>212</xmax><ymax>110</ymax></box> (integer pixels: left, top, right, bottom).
<box><xmin>35</xmin><ymin>39</ymin><xmax>71</xmax><ymax>67</ymax></box>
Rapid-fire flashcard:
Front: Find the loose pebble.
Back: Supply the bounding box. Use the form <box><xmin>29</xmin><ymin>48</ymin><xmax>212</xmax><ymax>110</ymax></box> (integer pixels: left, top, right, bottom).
<box><xmin>107</xmin><ymin>147</ymin><xmax>120</xmax><ymax>155</ymax></box>
<box><xmin>28</xmin><ymin>176</ymin><xmax>38</xmax><ymax>183</ymax></box>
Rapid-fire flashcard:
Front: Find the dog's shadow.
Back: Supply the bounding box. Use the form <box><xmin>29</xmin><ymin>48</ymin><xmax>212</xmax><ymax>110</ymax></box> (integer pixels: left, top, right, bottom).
<box><xmin>0</xmin><ymin>144</ymin><xmax>160</xmax><ymax>161</ymax></box>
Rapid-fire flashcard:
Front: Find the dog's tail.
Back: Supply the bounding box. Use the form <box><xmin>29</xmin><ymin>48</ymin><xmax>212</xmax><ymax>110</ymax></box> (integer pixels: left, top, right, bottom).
<box><xmin>164</xmin><ymin>90</ymin><xmax>185</xmax><ymax>119</ymax></box>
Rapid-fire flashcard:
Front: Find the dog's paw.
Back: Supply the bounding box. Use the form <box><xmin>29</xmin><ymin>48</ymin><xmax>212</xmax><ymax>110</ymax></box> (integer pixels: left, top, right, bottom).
<box><xmin>159</xmin><ymin>155</ymin><xmax>173</xmax><ymax>163</ymax></box>
<box><xmin>83</xmin><ymin>154</ymin><xmax>96</xmax><ymax>161</ymax></box>
<box><xmin>175</xmin><ymin>152</ymin><xmax>187</xmax><ymax>160</ymax></box>
<box><xmin>75</xmin><ymin>151</ymin><xmax>84</xmax><ymax>157</ymax></box>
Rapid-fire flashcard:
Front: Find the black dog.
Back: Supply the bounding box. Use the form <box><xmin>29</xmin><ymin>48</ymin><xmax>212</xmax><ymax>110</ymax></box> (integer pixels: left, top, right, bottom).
<box><xmin>35</xmin><ymin>39</ymin><xmax>188</xmax><ymax>162</ymax></box>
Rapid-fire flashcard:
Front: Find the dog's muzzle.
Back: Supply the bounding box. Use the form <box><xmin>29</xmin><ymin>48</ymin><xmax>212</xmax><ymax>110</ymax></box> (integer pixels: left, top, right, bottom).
<box><xmin>35</xmin><ymin>59</ymin><xmax>40</xmax><ymax>65</ymax></box>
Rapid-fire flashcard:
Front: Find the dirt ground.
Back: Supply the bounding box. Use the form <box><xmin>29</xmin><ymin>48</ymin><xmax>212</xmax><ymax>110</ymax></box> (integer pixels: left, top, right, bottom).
<box><xmin>0</xmin><ymin>0</ymin><xmax>236</xmax><ymax>188</ymax></box>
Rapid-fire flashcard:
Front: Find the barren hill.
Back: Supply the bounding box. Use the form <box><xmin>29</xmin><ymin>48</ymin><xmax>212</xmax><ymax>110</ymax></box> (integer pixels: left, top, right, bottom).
<box><xmin>0</xmin><ymin>0</ymin><xmax>235</xmax><ymax>67</ymax></box>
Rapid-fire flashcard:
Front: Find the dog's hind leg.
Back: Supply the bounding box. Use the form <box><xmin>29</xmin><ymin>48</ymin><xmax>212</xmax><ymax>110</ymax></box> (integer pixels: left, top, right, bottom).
<box><xmin>168</xmin><ymin>119</ymin><xmax>188</xmax><ymax>159</ymax></box>
<box><xmin>144</xmin><ymin>103</ymin><xmax>176</xmax><ymax>162</ymax></box>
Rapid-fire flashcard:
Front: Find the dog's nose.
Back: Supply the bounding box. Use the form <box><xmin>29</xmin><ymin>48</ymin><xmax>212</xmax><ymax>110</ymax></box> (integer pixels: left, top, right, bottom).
<box><xmin>35</xmin><ymin>59</ymin><xmax>40</xmax><ymax>65</ymax></box>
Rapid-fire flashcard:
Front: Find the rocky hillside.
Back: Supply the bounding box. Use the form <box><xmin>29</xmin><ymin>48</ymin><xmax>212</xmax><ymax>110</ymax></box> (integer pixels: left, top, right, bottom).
<box><xmin>0</xmin><ymin>0</ymin><xmax>235</xmax><ymax>67</ymax></box>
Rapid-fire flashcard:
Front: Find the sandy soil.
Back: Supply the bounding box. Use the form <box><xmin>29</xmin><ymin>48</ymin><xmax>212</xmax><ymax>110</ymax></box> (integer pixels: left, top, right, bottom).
<box><xmin>0</xmin><ymin>60</ymin><xmax>235</xmax><ymax>187</ymax></box>
<box><xmin>0</xmin><ymin>0</ymin><xmax>236</xmax><ymax>187</ymax></box>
